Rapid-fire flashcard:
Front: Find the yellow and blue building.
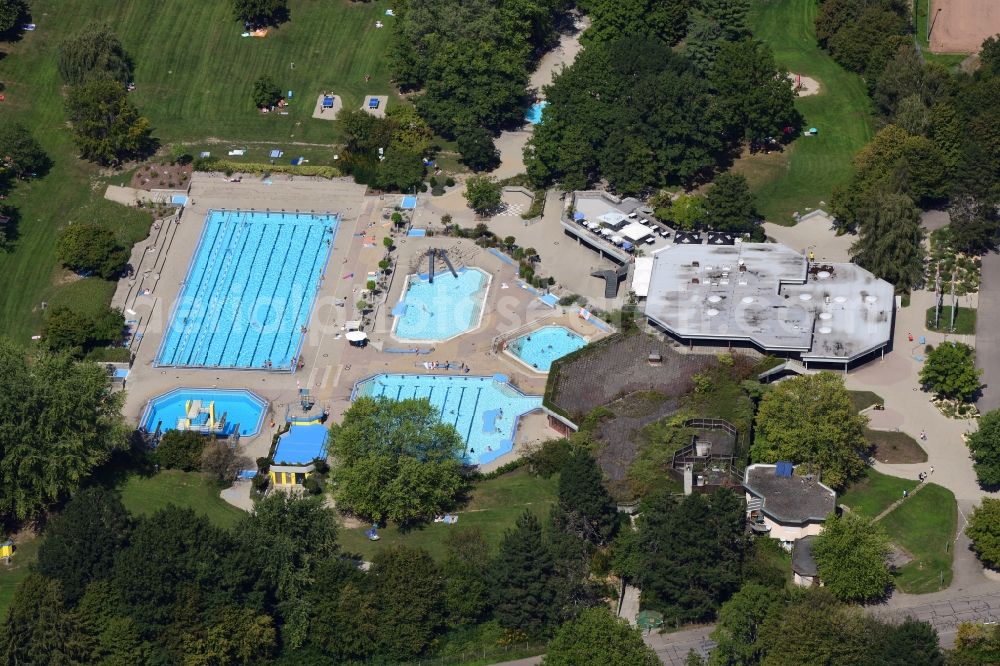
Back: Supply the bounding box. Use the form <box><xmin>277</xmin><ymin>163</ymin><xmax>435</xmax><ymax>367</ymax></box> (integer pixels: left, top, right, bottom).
<box><xmin>270</xmin><ymin>424</ymin><xmax>328</xmax><ymax>487</ymax></box>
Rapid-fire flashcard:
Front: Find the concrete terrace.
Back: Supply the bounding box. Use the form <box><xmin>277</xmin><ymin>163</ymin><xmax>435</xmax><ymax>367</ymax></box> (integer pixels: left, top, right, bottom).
<box><xmin>640</xmin><ymin>242</ymin><xmax>894</xmax><ymax>365</ymax></box>
<box><xmin>116</xmin><ymin>174</ymin><xmax>612</xmax><ymax>481</ymax></box>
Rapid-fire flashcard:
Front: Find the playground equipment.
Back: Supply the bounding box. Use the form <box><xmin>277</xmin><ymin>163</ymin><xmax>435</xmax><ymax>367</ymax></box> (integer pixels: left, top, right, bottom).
<box><xmin>176</xmin><ymin>399</ymin><xmax>230</xmax><ymax>435</ymax></box>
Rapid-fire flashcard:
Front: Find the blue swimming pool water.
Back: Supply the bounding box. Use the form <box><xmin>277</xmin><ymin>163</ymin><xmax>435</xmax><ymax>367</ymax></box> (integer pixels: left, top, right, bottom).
<box><xmin>508</xmin><ymin>326</ymin><xmax>586</xmax><ymax>372</ymax></box>
<box><xmin>155</xmin><ymin>210</ymin><xmax>338</xmax><ymax>369</ymax></box>
<box><xmin>141</xmin><ymin>388</ymin><xmax>268</xmax><ymax>437</ymax></box>
<box><xmin>393</xmin><ymin>268</ymin><xmax>489</xmax><ymax>341</ymax></box>
<box><xmin>352</xmin><ymin>374</ymin><xmax>542</xmax><ymax>465</ymax></box>
<box><xmin>525</xmin><ymin>101</ymin><xmax>547</xmax><ymax>124</ymax></box>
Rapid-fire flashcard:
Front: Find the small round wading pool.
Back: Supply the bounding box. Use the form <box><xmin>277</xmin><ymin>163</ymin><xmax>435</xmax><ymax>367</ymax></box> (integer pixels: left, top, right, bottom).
<box><xmin>141</xmin><ymin>388</ymin><xmax>268</xmax><ymax>437</ymax></box>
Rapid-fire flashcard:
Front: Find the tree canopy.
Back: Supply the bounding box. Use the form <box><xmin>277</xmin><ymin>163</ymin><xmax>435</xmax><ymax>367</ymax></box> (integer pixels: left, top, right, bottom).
<box><xmin>812</xmin><ymin>512</ymin><xmax>893</xmax><ymax>602</ymax></box>
<box><xmin>42</xmin><ymin>305</ymin><xmax>124</xmax><ymax>356</ymax></box>
<box><xmin>492</xmin><ymin>509</ymin><xmax>557</xmax><ymax>636</ymax></box>
<box><xmin>330</xmin><ymin>396</ymin><xmax>465</xmax><ymax>524</ymax></box>
<box><xmin>751</xmin><ymin>372</ymin><xmax>869</xmax><ymax>489</ymax></box>
<box><xmin>0</xmin><ymin>341</ymin><xmax>127</xmax><ymax>522</ymax></box>
<box><xmin>251</xmin><ymin>75</ymin><xmax>281</xmax><ymax>109</ymax></box>
<box><xmin>968</xmin><ymin>409</ymin><xmax>1000</xmax><ymax>489</ymax></box>
<box><xmin>919</xmin><ymin>341</ymin><xmax>981</xmax><ymax>402</ymax></box>
<box><xmin>552</xmin><ymin>450</ymin><xmax>618</xmax><ymax>546</ymax></box>
<box><xmin>57</xmin><ymin>23</ymin><xmax>134</xmax><ymax>86</ymax></box>
<box><xmin>0</xmin><ymin>0</ymin><xmax>26</xmax><ymax>36</ymax></box>
<box><xmin>702</xmin><ymin>173</ymin><xmax>761</xmax><ymax>236</ymax></box>
<box><xmin>967</xmin><ymin>498</ymin><xmax>1000</xmax><ymax>569</ymax></box>
<box><xmin>65</xmin><ymin>79</ymin><xmax>153</xmax><ymax>166</ymax></box>
<box><xmin>0</xmin><ymin>122</ymin><xmax>50</xmax><ymax>181</ymax></box>
<box><xmin>464</xmin><ymin>175</ymin><xmax>504</xmax><ymax>216</ymax></box>
<box><xmin>636</xmin><ymin>489</ymin><xmax>746</xmax><ymax>623</ymax></box>
<box><xmin>36</xmin><ymin>488</ymin><xmax>132</xmax><ymax>605</ymax></box>
<box><xmin>543</xmin><ymin>607</ymin><xmax>659</xmax><ymax>666</ymax></box>
<box><xmin>55</xmin><ymin>223</ymin><xmax>130</xmax><ymax>279</ymax></box>
<box><xmin>233</xmin><ymin>0</ymin><xmax>288</xmax><ymax>28</ymax></box>
<box><xmin>848</xmin><ymin>188</ymin><xmax>925</xmax><ymax>290</ymax></box>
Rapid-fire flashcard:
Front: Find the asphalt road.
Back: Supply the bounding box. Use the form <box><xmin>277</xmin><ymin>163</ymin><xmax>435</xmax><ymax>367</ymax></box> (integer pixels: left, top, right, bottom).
<box><xmin>976</xmin><ymin>252</ymin><xmax>1000</xmax><ymax>412</ymax></box>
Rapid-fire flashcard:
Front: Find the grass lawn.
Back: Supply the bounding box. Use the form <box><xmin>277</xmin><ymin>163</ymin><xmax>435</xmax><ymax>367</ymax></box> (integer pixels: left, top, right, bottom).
<box><xmin>840</xmin><ymin>468</ymin><xmax>918</xmax><ymax>519</ymax></box>
<box><xmin>867</xmin><ymin>428</ymin><xmax>928</xmax><ymax>463</ymax></box>
<box><xmin>0</xmin><ymin>534</ymin><xmax>41</xmax><ymax>622</ymax></box>
<box><xmin>880</xmin><ymin>483</ymin><xmax>957</xmax><ymax>593</ymax></box>
<box><xmin>119</xmin><ymin>470</ymin><xmax>247</xmax><ymax>529</ymax></box>
<box><xmin>738</xmin><ymin>0</ymin><xmax>874</xmax><ymax>223</ymax></box>
<box><xmin>925</xmin><ymin>305</ymin><xmax>977</xmax><ymax>335</ymax></box>
<box><xmin>0</xmin><ymin>0</ymin><xmax>396</xmax><ymax>342</ymax></box>
<box><xmin>337</xmin><ymin>468</ymin><xmax>559</xmax><ymax>561</ymax></box>
<box><xmin>849</xmin><ymin>390</ymin><xmax>885</xmax><ymax>412</ymax></box>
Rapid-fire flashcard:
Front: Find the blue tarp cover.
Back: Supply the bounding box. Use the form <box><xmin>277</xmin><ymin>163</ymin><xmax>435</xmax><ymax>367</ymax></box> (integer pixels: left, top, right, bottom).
<box><xmin>274</xmin><ymin>424</ymin><xmax>328</xmax><ymax>465</ymax></box>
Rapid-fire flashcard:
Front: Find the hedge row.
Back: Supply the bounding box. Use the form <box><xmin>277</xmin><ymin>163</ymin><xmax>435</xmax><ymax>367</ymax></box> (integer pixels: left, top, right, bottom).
<box><xmin>194</xmin><ymin>159</ymin><xmax>342</xmax><ymax>179</ymax></box>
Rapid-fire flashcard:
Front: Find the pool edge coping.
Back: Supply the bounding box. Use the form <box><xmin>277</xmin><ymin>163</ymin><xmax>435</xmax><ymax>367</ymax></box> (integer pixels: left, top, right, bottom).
<box><xmin>389</xmin><ymin>265</ymin><xmax>494</xmax><ymax>345</ymax></box>
<box><xmin>139</xmin><ymin>386</ymin><xmax>270</xmax><ymax>438</ymax></box>
<box><xmin>502</xmin><ymin>324</ymin><xmax>590</xmax><ymax>375</ymax></box>
<box><xmin>153</xmin><ymin>209</ymin><xmax>341</xmax><ymax>371</ymax></box>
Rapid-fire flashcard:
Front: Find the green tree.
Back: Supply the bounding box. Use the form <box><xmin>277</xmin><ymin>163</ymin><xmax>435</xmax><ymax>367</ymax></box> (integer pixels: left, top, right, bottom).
<box><xmin>235</xmin><ymin>493</ymin><xmax>340</xmax><ymax>648</ymax></box>
<box><xmin>330</xmin><ymin>397</ymin><xmax>465</xmax><ymax>524</ymax></box>
<box><xmin>36</xmin><ymin>488</ymin><xmax>132</xmax><ymax>605</ymax></box>
<box><xmin>492</xmin><ymin>510</ymin><xmax>556</xmax><ymax>636</ymax></box>
<box><xmin>457</xmin><ymin>126</ymin><xmax>500</xmax><ymax>172</ymax></box>
<box><xmin>703</xmin><ymin>173</ymin><xmax>760</xmax><ymax>235</ymax></box>
<box><xmin>586</xmin><ymin>0</ymin><xmax>692</xmax><ymax>47</ymax></box>
<box><xmin>685</xmin><ymin>10</ymin><xmax>725</xmax><ymax>73</ymax></box>
<box><xmin>0</xmin><ymin>342</ymin><xmax>127</xmax><ymax>522</ymax></box>
<box><xmin>751</xmin><ymin>372</ymin><xmax>869</xmax><ymax>489</ymax></box>
<box><xmin>553</xmin><ymin>451</ymin><xmax>618</xmax><ymax>546</ymax></box>
<box><xmin>967</xmin><ymin>498</ymin><xmax>1000</xmax><ymax>569</ymax></box>
<box><xmin>233</xmin><ymin>0</ymin><xmax>288</xmax><ymax>27</ymax></box>
<box><xmin>200</xmin><ymin>439</ymin><xmax>250</xmax><ymax>481</ymax></box>
<box><xmin>251</xmin><ymin>75</ymin><xmax>281</xmax><ymax>108</ymax></box>
<box><xmin>387</xmin><ymin>104</ymin><xmax>434</xmax><ymax>155</ymax></box>
<box><xmin>757</xmin><ymin>588</ymin><xmax>877</xmax><ymax>666</ymax></box>
<box><xmin>441</xmin><ymin>527</ymin><xmax>492</xmax><ymax>626</ymax></box>
<box><xmin>186</xmin><ymin>607</ymin><xmax>277</xmax><ymax>665</ymax></box>
<box><xmin>952</xmin><ymin>622</ymin><xmax>1000</xmax><ymax>665</ymax></box>
<box><xmin>709</xmin><ymin>583</ymin><xmax>783</xmax><ymax>666</ymax></box>
<box><xmin>968</xmin><ymin>410</ymin><xmax>1000</xmax><ymax>488</ymax></box>
<box><xmin>110</xmin><ymin>507</ymin><xmax>234</xmax><ymax>633</ymax></box>
<box><xmin>65</xmin><ymin>79</ymin><xmax>153</xmax><ymax>166</ymax></box>
<box><xmin>464</xmin><ymin>175</ymin><xmax>503</xmax><ymax>215</ymax></box>
<box><xmin>55</xmin><ymin>223</ymin><xmax>129</xmax><ymax>279</ymax></box>
<box><xmin>660</xmin><ymin>193</ymin><xmax>707</xmax><ymax>230</ymax></box>
<box><xmin>57</xmin><ymin>23</ymin><xmax>133</xmax><ymax>86</ymax></box>
<box><xmin>0</xmin><ymin>122</ymin><xmax>49</xmax><ymax>180</ymax></box>
<box><xmin>373</xmin><ymin>147</ymin><xmax>425</xmax><ymax>192</ymax></box>
<box><xmin>42</xmin><ymin>305</ymin><xmax>124</xmax><ymax>355</ymax></box>
<box><xmin>813</xmin><ymin>512</ymin><xmax>893</xmax><ymax>602</ymax></box>
<box><xmin>919</xmin><ymin>341</ymin><xmax>981</xmax><ymax>402</ymax></box>
<box><xmin>544</xmin><ymin>607</ymin><xmax>659</xmax><ymax>666</ymax></box>
<box><xmin>877</xmin><ymin>618</ymin><xmax>945</xmax><ymax>666</ymax></box>
<box><xmin>947</xmin><ymin>193</ymin><xmax>1000</xmax><ymax>255</ymax></box>
<box><xmin>848</xmin><ymin>189</ymin><xmax>925</xmax><ymax>290</ymax></box>
<box><xmin>636</xmin><ymin>490</ymin><xmax>747</xmax><ymax>623</ymax></box>
<box><xmin>371</xmin><ymin>546</ymin><xmax>444</xmax><ymax>659</ymax></box>
<box><xmin>0</xmin><ymin>574</ymin><xmax>84</xmax><ymax>665</ymax></box>
<box><xmin>153</xmin><ymin>430</ymin><xmax>206</xmax><ymax>471</ymax></box>
<box><xmin>0</xmin><ymin>0</ymin><xmax>25</xmax><ymax>35</ymax></box>
<box><xmin>710</xmin><ymin>40</ymin><xmax>799</xmax><ymax>144</ymax></box>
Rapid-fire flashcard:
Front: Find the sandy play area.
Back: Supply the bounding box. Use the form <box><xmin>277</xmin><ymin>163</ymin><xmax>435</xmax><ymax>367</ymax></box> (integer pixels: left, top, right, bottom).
<box><xmin>790</xmin><ymin>73</ymin><xmax>820</xmax><ymax>97</ymax></box>
<box><xmin>930</xmin><ymin>0</ymin><xmax>1000</xmax><ymax>53</ymax></box>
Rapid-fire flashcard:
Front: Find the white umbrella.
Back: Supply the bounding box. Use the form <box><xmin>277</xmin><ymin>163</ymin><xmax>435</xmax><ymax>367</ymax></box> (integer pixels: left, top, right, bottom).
<box><xmin>345</xmin><ymin>331</ymin><xmax>368</xmax><ymax>342</ymax></box>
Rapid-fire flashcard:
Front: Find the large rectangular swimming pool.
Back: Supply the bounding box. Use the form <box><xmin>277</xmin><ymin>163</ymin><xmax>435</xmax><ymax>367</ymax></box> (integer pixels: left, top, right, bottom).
<box><xmin>352</xmin><ymin>373</ymin><xmax>542</xmax><ymax>465</ymax></box>
<box><xmin>155</xmin><ymin>210</ymin><xmax>338</xmax><ymax>369</ymax></box>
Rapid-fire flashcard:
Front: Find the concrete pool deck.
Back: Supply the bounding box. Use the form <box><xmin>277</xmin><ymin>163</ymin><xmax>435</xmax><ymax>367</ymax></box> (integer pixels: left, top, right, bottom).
<box><xmin>115</xmin><ymin>175</ymin><xmax>611</xmax><ymax>502</ymax></box>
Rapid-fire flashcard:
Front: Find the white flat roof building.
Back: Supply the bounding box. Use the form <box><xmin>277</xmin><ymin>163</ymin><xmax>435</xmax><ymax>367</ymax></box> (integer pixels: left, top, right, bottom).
<box><xmin>641</xmin><ymin>242</ymin><xmax>894</xmax><ymax>365</ymax></box>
